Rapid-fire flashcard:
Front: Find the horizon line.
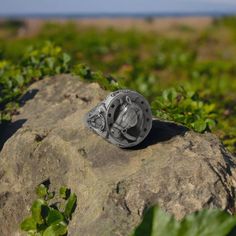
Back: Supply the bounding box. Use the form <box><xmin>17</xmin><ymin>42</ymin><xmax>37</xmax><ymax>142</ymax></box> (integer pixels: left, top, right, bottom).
<box><xmin>0</xmin><ymin>11</ymin><xmax>236</xmax><ymax>19</ymax></box>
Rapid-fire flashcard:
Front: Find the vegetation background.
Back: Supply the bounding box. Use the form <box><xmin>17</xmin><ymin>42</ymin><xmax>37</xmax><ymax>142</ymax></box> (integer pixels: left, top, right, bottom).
<box><xmin>0</xmin><ymin>16</ymin><xmax>235</xmax><ymax>154</ymax></box>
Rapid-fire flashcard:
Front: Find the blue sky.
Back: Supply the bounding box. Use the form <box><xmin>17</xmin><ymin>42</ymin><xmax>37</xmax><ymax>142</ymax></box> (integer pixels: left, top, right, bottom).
<box><xmin>1</xmin><ymin>0</ymin><xmax>236</xmax><ymax>15</ymax></box>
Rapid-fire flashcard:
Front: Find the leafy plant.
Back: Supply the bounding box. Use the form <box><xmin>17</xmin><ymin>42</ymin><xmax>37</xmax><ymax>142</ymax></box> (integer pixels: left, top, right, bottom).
<box><xmin>151</xmin><ymin>87</ymin><xmax>217</xmax><ymax>133</ymax></box>
<box><xmin>0</xmin><ymin>42</ymin><xmax>71</xmax><ymax>125</ymax></box>
<box><xmin>72</xmin><ymin>63</ymin><xmax>120</xmax><ymax>91</ymax></box>
<box><xmin>131</xmin><ymin>205</ymin><xmax>236</xmax><ymax>236</ymax></box>
<box><xmin>20</xmin><ymin>183</ymin><xmax>77</xmax><ymax>236</ymax></box>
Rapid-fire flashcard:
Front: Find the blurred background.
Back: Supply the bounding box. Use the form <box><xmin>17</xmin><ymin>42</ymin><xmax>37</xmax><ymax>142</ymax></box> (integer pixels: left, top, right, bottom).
<box><xmin>0</xmin><ymin>0</ymin><xmax>235</xmax><ymax>154</ymax></box>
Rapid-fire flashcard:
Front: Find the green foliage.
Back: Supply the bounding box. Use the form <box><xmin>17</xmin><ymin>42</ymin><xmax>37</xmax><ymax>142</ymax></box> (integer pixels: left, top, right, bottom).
<box><xmin>0</xmin><ymin>42</ymin><xmax>71</xmax><ymax>123</ymax></box>
<box><xmin>64</xmin><ymin>193</ymin><xmax>77</xmax><ymax>220</ymax></box>
<box><xmin>0</xmin><ymin>18</ymin><xmax>235</xmax><ymax>154</ymax></box>
<box><xmin>21</xmin><ymin>217</ymin><xmax>37</xmax><ymax>232</ymax></box>
<box><xmin>214</xmin><ymin>16</ymin><xmax>236</xmax><ymax>30</ymax></box>
<box><xmin>72</xmin><ymin>63</ymin><xmax>120</xmax><ymax>91</ymax></box>
<box><xmin>59</xmin><ymin>186</ymin><xmax>70</xmax><ymax>200</ymax></box>
<box><xmin>43</xmin><ymin>222</ymin><xmax>67</xmax><ymax>236</ymax></box>
<box><xmin>0</xmin><ymin>20</ymin><xmax>24</xmax><ymax>30</ymax></box>
<box><xmin>36</xmin><ymin>184</ymin><xmax>49</xmax><ymax>198</ymax></box>
<box><xmin>151</xmin><ymin>87</ymin><xmax>216</xmax><ymax>132</ymax></box>
<box><xmin>20</xmin><ymin>183</ymin><xmax>77</xmax><ymax>236</ymax></box>
<box><xmin>131</xmin><ymin>206</ymin><xmax>236</xmax><ymax>236</ymax></box>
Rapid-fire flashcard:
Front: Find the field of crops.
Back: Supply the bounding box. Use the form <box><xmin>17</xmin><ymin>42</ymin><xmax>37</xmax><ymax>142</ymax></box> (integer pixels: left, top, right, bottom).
<box><xmin>0</xmin><ymin>16</ymin><xmax>235</xmax><ymax>155</ymax></box>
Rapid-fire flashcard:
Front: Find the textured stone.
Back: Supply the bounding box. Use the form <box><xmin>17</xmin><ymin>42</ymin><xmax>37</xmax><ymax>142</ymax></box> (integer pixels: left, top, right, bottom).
<box><xmin>0</xmin><ymin>75</ymin><xmax>236</xmax><ymax>236</ymax></box>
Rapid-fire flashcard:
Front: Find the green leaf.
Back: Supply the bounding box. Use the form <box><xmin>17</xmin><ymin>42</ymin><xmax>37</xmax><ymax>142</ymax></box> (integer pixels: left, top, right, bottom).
<box><xmin>64</xmin><ymin>193</ymin><xmax>77</xmax><ymax>220</ymax></box>
<box><xmin>131</xmin><ymin>206</ymin><xmax>236</xmax><ymax>236</ymax></box>
<box><xmin>47</xmin><ymin>208</ymin><xmax>64</xmax><ymax>225</ymax></box>
<box><xmin>206</xmin><ymin>118</ymin><xmax>216</xmax><ymax>130</ymax></box>
<box><xmin>62</xmin><ymin>53</ymin><xmax>71</xmax><ymax>64</ymax></box>
<box><xmin>151</xmin><ymin>206</ymin><xmax>180</xmax><ymax>236</ymax></box>
<box><xmin>43</xmin><ymin>221</ymin><xmax>67</xmax><ymax>236</ymax></box>
<box><xmin>31</xmin><ymin>199</ymin><xmax>47</xmax><ymax>224</ymax></box>
<box><xmin>73</xmin><ymin>63</ymin><xmax>91</xmax><ymax>79</ymax></box>
<box><xmin>46</xmin><ymin>191</ymin><xmax>55</xmax><ymax>200</ymax></box>
<box><xmin>20</xmin><ymin>217</ymin><xmax>37</xmax><ymax>232</ymax></box>
<box><xmin>36</xmin><ymin>184</ymin><xmax>48</xmax><ymax>198</ymax></box>
<box><xmin>131</xmin><ymin>206</ymin><xmax>180</xmax><ymax>236</ymax></box>
<box><xmin>59</xmin><ymin>186</ymin><xmax>70</xmax><ymax>200</ymax></box>
<box><xmin>192</xmin><ymin>119</ymin><xmax>207</xmax><ymax>132</ymax></box>
<box><xmin>162</xmin><ymin>88</ymin><xmax>178</xmax><ymax>102</ymax></box>
<box><xmin>46</xmin><ymin>57</ymin><xmax>55</xmax><ymax>69</ymax></box>
<box><xmin>186</xmin><ymin>90</ymin><xmax>195</xmax><ymax>98</ymax></box>
<box><xmin>37</xmin><ymin>223</ymin><xmax>48</xmax><ymax>233</ymax></box>
<box><xmin>15</xmin><ymin>74</ymin><xmax>24</xmax><ymax>86</ymax></box>
<box><xmin>178</xmin><ymin>209</ymin><xmax>236</xmax><ymax>236</ymax></box>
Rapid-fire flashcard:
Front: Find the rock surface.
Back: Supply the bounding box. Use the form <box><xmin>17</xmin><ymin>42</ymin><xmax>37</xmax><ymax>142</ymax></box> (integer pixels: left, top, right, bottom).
<box><xmin>0</xmin><ymin>75</ymin><xmax>236</xmax><ymax>236</ymax></box>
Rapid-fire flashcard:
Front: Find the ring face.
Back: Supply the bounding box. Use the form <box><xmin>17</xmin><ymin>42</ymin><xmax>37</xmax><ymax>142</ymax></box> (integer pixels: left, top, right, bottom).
<box><xmin>85</xmin><ymin>89</ymin><xmax>152</xmax><ymax>148</ymax></box>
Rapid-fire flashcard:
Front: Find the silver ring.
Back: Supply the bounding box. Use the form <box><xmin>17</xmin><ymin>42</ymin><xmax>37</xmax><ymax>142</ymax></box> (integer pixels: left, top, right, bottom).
<box><xmin>85</xmin><ymin>89</ymin><xmax>152</xmax><ymax>148</ymax></box>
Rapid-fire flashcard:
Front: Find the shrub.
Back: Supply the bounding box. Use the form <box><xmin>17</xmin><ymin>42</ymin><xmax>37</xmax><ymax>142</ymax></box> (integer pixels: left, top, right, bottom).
<box><xmin>151</xmin><ymin>87</ymin><xmax>217</xmax><ymax>133</ymax></box>
<box><xmin>20</xmin><ymin>183</ymin><xmax>77</xmax><ymax>236</ymax></box>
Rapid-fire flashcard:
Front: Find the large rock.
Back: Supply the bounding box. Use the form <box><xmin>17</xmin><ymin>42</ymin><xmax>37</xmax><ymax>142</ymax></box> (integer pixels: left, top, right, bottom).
<box><xmin>0</xmin><ymin>75</ymin><xmax>236</xmax><ymax>236</ymax></box>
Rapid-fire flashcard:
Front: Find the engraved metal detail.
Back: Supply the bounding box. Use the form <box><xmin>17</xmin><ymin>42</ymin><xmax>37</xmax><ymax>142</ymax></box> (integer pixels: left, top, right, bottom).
<box><xmin>85</xmin><ymin>89</ymin><xmax>152</xmax><ymax>148</ymax></box>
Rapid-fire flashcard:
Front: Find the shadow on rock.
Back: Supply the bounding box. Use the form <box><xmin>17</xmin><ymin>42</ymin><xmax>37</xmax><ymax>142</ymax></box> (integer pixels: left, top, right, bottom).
<box><xmin>0</xmin><ymin>119</ymin><xmax>27</xmax><ymax>151</ymax></box>
<box><xmin>131</xmin><ymin>119</ymin><xmax>188</xmax><ymax>150</ymax></box>
<box><xmin>19</xmin><ymin>89</ymin><xmax>39</xmax><ymax>107</ymax></box>
<box><xmin>0</xmin><ymin>89</ymin><xmax>38</xmax><ymax>151</ymax></box>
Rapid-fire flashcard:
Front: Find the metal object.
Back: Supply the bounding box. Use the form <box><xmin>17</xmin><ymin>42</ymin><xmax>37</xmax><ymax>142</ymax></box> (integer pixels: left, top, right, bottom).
<box><xmin>85</xmin><ymin>89</ymin><xmax>152</xmax><ymax>148</ymax></box>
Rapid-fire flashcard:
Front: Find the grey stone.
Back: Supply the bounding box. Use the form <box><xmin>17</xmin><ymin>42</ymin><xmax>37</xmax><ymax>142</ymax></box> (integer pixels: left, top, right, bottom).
<box><xmin>0</xmin><ymin>75</ymin><xmax>236</xmax><ymax>236</ymax></box>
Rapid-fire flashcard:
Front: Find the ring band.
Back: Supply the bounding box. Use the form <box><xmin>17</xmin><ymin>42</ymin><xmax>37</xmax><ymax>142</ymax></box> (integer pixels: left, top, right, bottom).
<box><xmin>85</xmin><ymin>89</ymin><xmax>152</xmax><ymax>148</ymax></box>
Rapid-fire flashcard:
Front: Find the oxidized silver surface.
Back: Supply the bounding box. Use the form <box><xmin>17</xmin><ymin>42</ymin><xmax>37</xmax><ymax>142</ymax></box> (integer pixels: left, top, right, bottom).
<box><xmin>85</xmin><ymin>89</ymin><xmax>152</xmax><ymax>148</ymax></box>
